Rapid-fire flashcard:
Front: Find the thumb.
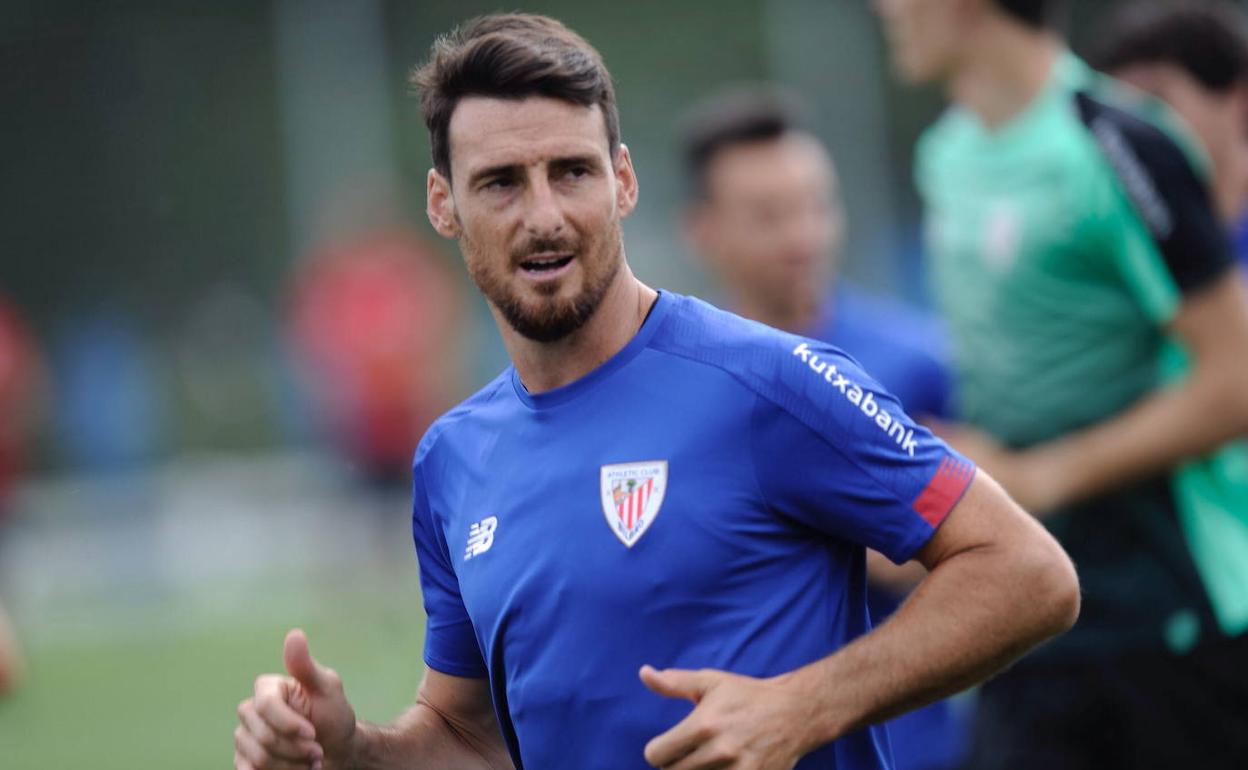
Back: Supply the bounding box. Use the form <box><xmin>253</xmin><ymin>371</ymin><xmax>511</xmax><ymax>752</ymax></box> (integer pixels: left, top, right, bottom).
<box><xmin>639</xmin><ymin>665</ymin><xmax>715</xmax><ymax>703</ymax></box>
<box><xmin>283</xmin><ymin>628</ymin><xmax>333</xmax><ymax>695</ymax></box>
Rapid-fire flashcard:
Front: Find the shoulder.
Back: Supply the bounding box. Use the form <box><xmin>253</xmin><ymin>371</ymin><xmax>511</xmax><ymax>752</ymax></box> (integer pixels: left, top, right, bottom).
<box><xmin>1072</xmin><ymin>84</ymin><xmax>1206</xmax><ymax>215</ymax></box>
<box><xmin>833</xmin><ymin>286</ymin><xmax>947</xmax><ymax>350</ymax></box>
<box><xmin>915</xmin><ymin>107</ymin><xmax>973</xmax><ymax>188</ymax></box>
<box><xmin>1071</xmin><ymin>80</ymin><xmax>1231</xmax><ymax>292</ymax></box>
<box><xmin>414</xmin><ymin>370</ymin><xmax>511</xmax><ymax>468</ymax></box>
<box><xmin>1073</xmin><ymin>72</ymin><xmax>1208</xmax><ymax>171</ymax></box>
<box><xmin>833</xmin><ymin>289</ymin><xmax>949</xmax><ymax>368</ymax></box>
<box><xmin>824</xmin><ymin>286</ymin><xmax>952</xmax><ymax>417</ymax></box>
<box><xmin>917</xmin><ymin>106</ymin><xmax>971</xmax><ymax>158</ymax></box>
<box><xmin>653</xmin><ymin>293</ymin><xmax>888</xmax><ymax>426</ymax></box>
<box><xmin>651</xmin><ymin>292</ymin><xmax>819</xmax><ymax>378</ymax></box>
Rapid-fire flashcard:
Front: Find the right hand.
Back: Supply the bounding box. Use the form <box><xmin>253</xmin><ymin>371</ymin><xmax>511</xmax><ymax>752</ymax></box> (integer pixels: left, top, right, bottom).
<box><xmin>235</xmin><ymin>629</ymin><xmax>358</xmax><ymax>770</ymax></box>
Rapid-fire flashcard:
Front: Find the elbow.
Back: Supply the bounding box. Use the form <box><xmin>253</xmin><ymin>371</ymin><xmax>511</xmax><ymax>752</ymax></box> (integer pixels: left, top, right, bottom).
<box><xmin>1027</xmin><ymin>541</ymin><xmax>1081</xmax><ymax>640</ymax></box>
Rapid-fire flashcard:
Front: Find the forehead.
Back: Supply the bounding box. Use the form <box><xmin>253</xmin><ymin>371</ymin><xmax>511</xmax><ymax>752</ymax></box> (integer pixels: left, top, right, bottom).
<box><xmin>447</xmin><ymin>96</ymin><xmax>610</xmax><ymax>176</ymax></box>
<box><xmin>881</xmin><ymin>0</ymin><xmax>972</xmax><ymax>29</ymax></box>
<box><xmin>705</xmin><ymin>134</ymin><xmax>835</xmax><ymax>198</ymax></box>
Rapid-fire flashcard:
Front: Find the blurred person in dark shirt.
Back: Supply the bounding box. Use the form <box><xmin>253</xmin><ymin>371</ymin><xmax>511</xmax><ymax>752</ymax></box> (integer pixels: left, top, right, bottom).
<box><xmin>679</xmin><ymin>85</ymin><xmax>965</xmax><ymax>770</ymax></box>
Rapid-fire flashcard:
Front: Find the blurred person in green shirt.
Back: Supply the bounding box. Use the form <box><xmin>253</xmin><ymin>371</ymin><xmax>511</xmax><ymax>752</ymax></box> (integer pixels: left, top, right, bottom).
<box><xmin>875</xmin><ymin>0</ymin><xmax>1248</xmax><ymax>766</ymax></box>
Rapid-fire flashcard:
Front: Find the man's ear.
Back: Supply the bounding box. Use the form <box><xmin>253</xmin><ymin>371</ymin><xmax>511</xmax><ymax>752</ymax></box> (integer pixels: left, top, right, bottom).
<box><xmin>427</xmin><ymin>168</ymin><xmax>460</xmax><ymax>239</ymax></box>
<box><xmin>614</xmin><ymin>144</ymin><xmax>640</xmax><ymax>219</ymax></box>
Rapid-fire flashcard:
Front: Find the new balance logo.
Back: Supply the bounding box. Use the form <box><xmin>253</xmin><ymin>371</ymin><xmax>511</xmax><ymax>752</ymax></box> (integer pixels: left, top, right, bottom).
<box><xmin>792</xmin><ymin>343</ymin><xmax>919</xmax><ymax>457</ymax></box>
<box><xmin>464</xmin><ymin>516</ymin><xmax>498</xmax><ymax>561</ymax></box>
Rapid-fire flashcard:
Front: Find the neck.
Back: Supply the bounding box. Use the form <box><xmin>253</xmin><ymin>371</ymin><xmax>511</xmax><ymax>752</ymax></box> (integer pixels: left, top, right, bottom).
<box><xmin>498</xmin><ymin>263</ymin><xmax>658</xmax><ymax>394</ymax></box>
<box><xmin>732</xmin><ymin>286</ymin><xmax>822</xmax><ymax>335</ymax></box>
<box><xmin>948</xmin><ymin>18</ymin><xmax>1061</xmax><ymax>129</ymax></box>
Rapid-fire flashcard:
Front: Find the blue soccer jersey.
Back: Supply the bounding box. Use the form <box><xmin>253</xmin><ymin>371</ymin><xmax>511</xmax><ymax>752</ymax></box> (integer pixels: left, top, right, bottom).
<box><xmin>411</xmin><ymin>291</ymin><xmax>975</xmax><ymax>770</ymax></box>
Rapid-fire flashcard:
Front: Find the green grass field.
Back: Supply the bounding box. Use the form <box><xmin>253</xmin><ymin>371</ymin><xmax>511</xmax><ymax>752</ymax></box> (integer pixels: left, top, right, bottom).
<box><xmin>0</xmin><ymin>578</ymin><xmax>427</xmax><ymax>769</ymax></box>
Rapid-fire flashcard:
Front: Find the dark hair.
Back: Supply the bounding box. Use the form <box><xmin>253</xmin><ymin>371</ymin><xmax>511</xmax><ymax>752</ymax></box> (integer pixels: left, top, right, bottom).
<box><xmin>410</xmin><ymin>13</ymin><xmax>620</xmax><ymax>179</ymax></box>
<box><xmin>678</xmin><ymin>84</ymin><xmax>809</xmax><ymax>200</ymax></box>
<box><xmin>1090</xmin><ymin>1</ymin><xmax>1248</xmax><ymax>93</ymax></box>
<box><xmin>994</xmin><ymin>0</ymin><xmax>1062</xmax><ymax>29</ymax></box>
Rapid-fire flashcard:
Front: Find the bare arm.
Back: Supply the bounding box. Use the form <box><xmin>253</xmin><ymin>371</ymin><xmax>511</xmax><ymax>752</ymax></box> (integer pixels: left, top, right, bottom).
<box><xmin>1037</xmin><ymin>271</ymin><xmax>1248</xmax><ymax>503</ymax></box>
<box><xmin>865</xmin><ymin>548</ymin><xmax>926</xmax><ymax>595</ymax></box>
<box><xmin>640</xmin><ymin>470</ymin><xmax>1079</xmax><ymax>768</ymax></box>
<box><xmin>784</xmin><ymin>471</ymin><xmax>1078</xmax><ymax>742</ymax></box>
<box><xmin>348</xmin><ymin>670</ymin><xmax>513</xmax><ymax>770</ymax></box>
<box><xmin>952</xmin><ymin>271</ymin><xmax>1248</xmax><ymax>513</ymax></box>
<box><xmin>235</xmin><ymin>630</ymin><xmax>512</xmax><ymax>770</ymax></box>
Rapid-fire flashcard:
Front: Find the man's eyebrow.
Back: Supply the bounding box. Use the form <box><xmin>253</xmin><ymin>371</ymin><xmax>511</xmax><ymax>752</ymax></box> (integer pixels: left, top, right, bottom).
<box><xmin>551</xmin><ymin>154</ymin><xmax>604</xmax><ymax>170</ymax></box>
<box><xmin>466</xmin><ymin>155</ymin><xmax>604</xmax><ymax>187</ymax></box>
<box><xmin>467</xmin><ymin>163</ymin><xmax>520</xmax><ymax>187</ymax></box>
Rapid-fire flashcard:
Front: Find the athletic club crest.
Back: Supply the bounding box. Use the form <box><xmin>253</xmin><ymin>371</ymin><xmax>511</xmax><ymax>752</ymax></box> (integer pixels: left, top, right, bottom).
<box><xmin>599</xmin><ymin>460</ymin><xmax>668</xmax><ymax>547</ymax></box>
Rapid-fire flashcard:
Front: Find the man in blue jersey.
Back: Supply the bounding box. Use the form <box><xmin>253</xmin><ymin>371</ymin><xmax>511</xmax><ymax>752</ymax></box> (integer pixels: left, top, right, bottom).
<box><xmin>678</xmin><ymin>86</ymin><xmax>952</xmax><ymax>436</ymax></box>
<box><xmin>679</xmin><ymin>86</ymin><xmax>965</xmax><ymax>770</ymax></box>
<box><xmin>233</xmin><ymin>14</ymin><xmax>1079</xmax><ymax>770</ymax></box>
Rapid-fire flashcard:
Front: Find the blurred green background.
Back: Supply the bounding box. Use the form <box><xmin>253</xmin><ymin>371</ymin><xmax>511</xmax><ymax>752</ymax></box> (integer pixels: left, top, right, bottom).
<box><xmin>0</xmin><ymin>1</ymin><xmax>1183</xmax><ymax>767</ymax></box>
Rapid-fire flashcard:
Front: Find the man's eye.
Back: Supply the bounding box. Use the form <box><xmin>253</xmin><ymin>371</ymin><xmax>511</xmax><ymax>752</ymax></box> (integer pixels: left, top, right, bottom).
<box><xmin>484</xmin><ymin>178</ymin><xmax>513</xmax><ymax>191</ymax></box>
<box><xmin>564</xmin><ymin>165</ymin><xmax>590</xmax><ymax>180</ymax></box>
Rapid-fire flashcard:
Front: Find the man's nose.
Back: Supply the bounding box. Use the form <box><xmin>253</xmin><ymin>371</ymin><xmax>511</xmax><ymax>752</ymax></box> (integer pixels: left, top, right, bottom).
<box><xmin>522</xmin><ymin>175</ymin><xmax>566</xmax><ymax>237</ymax></box>
<box><xmin>785</xmin><ymin>208</ymin><xmax>832</xmax><ymax>255</ymax></box>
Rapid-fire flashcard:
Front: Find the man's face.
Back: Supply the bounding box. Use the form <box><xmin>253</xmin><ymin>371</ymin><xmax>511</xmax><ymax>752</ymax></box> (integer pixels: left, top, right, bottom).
<box><xmin>687</xmin><ymin>134</ymin><xmax>842</xmax><ymax>318</ymax></box>
<box><xmin>1113</xmin><ymin>63</ymin><xmax>1248</xmax><ymax>221</ymax></box>
<box><xmin>427</xmin><ymin>96</ymin><xmax>637</xmax><ymax>342</ymax></box>
<box><xmin>875</xmin><ymin>0</ymin><xmax>975</xmax><ymax>84</ymax></box>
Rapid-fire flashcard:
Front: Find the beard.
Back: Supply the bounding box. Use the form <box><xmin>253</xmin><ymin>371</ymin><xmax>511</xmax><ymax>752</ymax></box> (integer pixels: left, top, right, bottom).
<box><xmin>462</xmin><ymin>220</ymin><xmax>623</xmax><ymax>343</ymax></box>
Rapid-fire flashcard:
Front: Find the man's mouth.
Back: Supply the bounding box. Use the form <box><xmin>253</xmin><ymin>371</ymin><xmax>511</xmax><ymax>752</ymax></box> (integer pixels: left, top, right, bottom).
<box><xmin>519</xmin><ymin>253</ymin><xmax>575</xmax><ymax>274</ymax></box>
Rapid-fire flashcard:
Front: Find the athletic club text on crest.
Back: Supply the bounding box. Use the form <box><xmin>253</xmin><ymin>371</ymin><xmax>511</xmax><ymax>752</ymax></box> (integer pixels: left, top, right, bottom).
<box><xmin>599</xmin><ymin>460</ymin><xmax>668</xmax><ymax>548</ymax></box>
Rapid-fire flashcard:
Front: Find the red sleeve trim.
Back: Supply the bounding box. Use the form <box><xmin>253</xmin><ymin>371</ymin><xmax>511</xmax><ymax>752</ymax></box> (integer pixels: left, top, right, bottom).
<box><xmin>913</xmin><ymin>456</ymin><xmax>976</xmax><ymax>527</ymax></box>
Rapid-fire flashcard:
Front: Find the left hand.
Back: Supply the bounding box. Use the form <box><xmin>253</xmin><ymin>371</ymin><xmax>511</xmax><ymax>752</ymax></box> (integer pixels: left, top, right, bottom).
<box><xmin>928</xmin><ymin>420</ymin><xmax>1066</xmax><ymax>515</ymax></box>
<box><xmin>640</xmin><ymin>665</ymin><xmax>808</xmax><ymax>770</ymax></box>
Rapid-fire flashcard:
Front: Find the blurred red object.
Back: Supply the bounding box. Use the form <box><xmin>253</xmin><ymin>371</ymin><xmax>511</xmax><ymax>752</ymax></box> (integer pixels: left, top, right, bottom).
<box><xmin>0</xmin><ymin>295</ymin><xmax>40</xmax><ymax>511</ymax></box>
<box><xmin>288</xmin><ymin>230</ymin><xmax>465</xmax><ymax>481</ymax></box>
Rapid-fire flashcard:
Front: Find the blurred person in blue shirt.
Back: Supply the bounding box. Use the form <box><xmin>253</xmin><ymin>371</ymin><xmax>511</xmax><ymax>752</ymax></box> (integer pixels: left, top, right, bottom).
<box><xmin>679</xmin><ymin>85</ymin><xmax>965</xmax><ymax>770</ymax></box>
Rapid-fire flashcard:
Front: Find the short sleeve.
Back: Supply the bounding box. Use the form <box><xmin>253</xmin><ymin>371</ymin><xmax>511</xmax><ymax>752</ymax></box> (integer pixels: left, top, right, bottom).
<box><xmin>1075</xmin><ymin>91</ymin><xmax>1234</xmax><ymax>325</ymax></box>
<box><xmin>412</xmin><ymin>460</ymin><xmax>488</xmax><ymax>678</ymax></box>
<box><xmin>751</xmin><ymin>339</ymin><xmax>975</xmax><ymax>564</ymax></box>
